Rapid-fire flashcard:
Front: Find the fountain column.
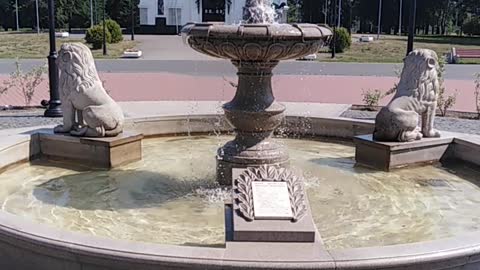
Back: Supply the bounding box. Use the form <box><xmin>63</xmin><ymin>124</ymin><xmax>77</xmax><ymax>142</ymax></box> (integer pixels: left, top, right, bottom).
<box><xmin>182</xmin><ymin>0</ymin><xmax>332</xmax><ymax>185</ymax></box>
<box><xmin>217</xmin><ymin>60</ymin><xmax>288</xmax><ymax>185</ymax></box>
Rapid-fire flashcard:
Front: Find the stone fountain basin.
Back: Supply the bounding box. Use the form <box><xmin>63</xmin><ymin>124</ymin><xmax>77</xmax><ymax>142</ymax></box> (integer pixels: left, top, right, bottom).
<box><xmin>184</xmin><ymin>23</ymin><xmax>332</xmax><ymax>61</ymax></box>
<box><xmin>1</xmin><ymin>102</ymin><xmax>480</xmax><ymax>269</ymax></box>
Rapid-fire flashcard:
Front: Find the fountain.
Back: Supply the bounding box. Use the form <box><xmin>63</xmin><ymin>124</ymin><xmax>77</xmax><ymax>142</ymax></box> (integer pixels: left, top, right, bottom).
<box><xmin>182</xmin><ymin>0</ymin><xmax>332</xmax><ymax>184</ymax></box>
<box><xmin>2</xmin><ymin>1</ymin><xmax>480</xmax><ymax>269</ymax></box>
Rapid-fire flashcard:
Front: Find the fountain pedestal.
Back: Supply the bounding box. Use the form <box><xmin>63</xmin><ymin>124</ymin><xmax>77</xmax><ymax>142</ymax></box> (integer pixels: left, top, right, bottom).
<box><xmin>217</xmin><ymin>61</ymin><xmax>288</xmax><ymax>185</ymax></box>
<box><xmin>183</xmin><ymin>22</ymin><xmax>332</xmax><ymax>185</ymax></box>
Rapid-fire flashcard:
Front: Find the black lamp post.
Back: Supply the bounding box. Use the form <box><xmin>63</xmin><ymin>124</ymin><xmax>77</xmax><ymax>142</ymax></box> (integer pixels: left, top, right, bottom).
<box><xmin>103</xmin><ymin>0</ymin><xmax>107</xmax><ymax>55</ymax></box>
<box><xmin>407</xmin><ymin>0</ymin><xmax>416</xmax><ymax>55</ymax></box>
<box><xmin>331</xmin><ymin>0</ymin><xmax>337</xmax><ymax>58</ymax></box>
<box><xmin>44</xmin><ymin>0</ymin><xmax>62</xmax><ymax>117</ymax></box>
<box><xmin>131</xmin><ymin>0</ymin><xmax>135</xmax><ymax>41</ymax></box>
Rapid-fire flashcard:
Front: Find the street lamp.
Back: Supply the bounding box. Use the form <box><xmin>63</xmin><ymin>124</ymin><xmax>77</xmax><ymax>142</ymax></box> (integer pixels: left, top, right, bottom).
<box><xmin>331</xmin><ymin>0</ymin><xmax>337</xmax><ymax>59</ymax></box>
<box><xmin>103</xmin><ymin>0</ymin><xmax>107</xmax><ymax>56</ymax></box>
<box><xmin>35</xmin><ymin>0</ymin><xmax>40</xmax><ymax>34</ymax></box>
<box><xmin>131</xmin><ymin>0</ymin><xmax>135</xmax><ymax>40</ymax></box>
<box><xmin>15</xmin><ymin>0</ymin><xmax>19</xmax><ymax>31</ymax></box>
<box><xmin>377</xmin><ymin>0</ymin><xmax>382</xmax><ymax>40</ymax></box>
<box><xmin>407</xmin><ymin>0</ymin><xmax>416</xmax><ymax>55</ymax></box>
<box><xmin>324</xmin><ymin>0</ymin><xmax>327</xmax><ymax>24</ymax></box>
<box><xmin>90</xmin><ymin>0</ymin><xmax>94</xmax><ymax>27</ymax></box>
<box><xmin>398</xmin><ymin>0</ymin><xmax>403</xmax><ymax>35</ymax></box>
<box><xmin>337</xmin><ymin>0</ymin><xmax>342</xmax><ymax>28</ymax></box>
<box><xmin>44</xmin><ymin>0</ymin><xmax>62</xmax><ymax>117</ymax></box>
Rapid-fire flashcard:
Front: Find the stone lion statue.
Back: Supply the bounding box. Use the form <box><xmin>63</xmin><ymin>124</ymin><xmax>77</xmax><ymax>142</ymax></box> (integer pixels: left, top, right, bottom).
<box><xmin>54</xmin><ymin>43</ymin><xmax>124</xmax><ymax>137</ymax></box>
<box><xmin>373</xmin><ymin>49</ymin><xmax>440</xmax><ymax>142</ymax></box>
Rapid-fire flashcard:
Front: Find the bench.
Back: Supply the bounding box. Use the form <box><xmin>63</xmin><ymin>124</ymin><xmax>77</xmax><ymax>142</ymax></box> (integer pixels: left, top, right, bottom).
<box><xmin>450</xmin><ymin>48</ymin><xmax>480</xmax><ymax>63</ymax></box>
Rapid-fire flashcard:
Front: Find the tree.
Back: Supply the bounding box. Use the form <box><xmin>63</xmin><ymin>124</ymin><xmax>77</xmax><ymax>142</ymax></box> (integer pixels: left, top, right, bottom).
<box><xmin>0</xmin><ymin>0</ymin><xmax>15</xmax><ymax>30</ymax></box>
<box><xmin>55</xmin><ymin>0</ymin><xmax>90</xmax><ymax>30</ymax></box>
<box><xmin>106</xmin><ymin>0</ymin><xmax>140</xmax><ymax>28</ymax></box>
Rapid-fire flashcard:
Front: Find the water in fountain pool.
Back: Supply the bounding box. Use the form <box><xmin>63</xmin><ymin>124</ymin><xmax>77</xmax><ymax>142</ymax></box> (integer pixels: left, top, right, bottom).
<box><xmin>1</xmin><ymin>136</ymin><xmax>480</xmax><ymax>249</ymax></box>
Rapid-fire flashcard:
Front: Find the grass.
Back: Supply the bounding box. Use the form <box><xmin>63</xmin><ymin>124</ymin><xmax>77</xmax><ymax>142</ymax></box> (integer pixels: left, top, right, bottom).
<box><xmin>318</xmin><ymin>34</ymin><xmax>480</xmax><ymax>64</ymax></box>
<box><xmin>0</xmin><ymin>32</ymin><xmax>139</xmax><ymax>59</ymax></box>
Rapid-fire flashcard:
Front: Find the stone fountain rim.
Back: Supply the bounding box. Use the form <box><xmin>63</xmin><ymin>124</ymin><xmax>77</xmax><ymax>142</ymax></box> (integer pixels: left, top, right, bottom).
<box><xmin>1</xmin><ymin>112</ymin><xmax>480</xmax><ymax>269</ymax></box>
<box><xmin>183</xmin><ymin>22</ymin><xmax>333</xmax><ymax>40</ymax></box>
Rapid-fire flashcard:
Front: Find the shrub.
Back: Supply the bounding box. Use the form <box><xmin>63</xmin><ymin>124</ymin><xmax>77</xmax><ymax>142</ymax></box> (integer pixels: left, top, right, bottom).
<box><xmin>361</xmin><ymin>89</ymin><xmax>383</xmax><ymax>108</ymax></box>
<box><xmin>437</xmin><ymin>88</ymin><xmax>457</xmax><ymax>117</ymax></box>
<box><xmin>436</xmin><ymin>58</ymin><xmax>457</xmax><ymax>116</ymax></box>
<box><xmin>330</xmin><ymin>27</ymin><xmax>351</xmax><ymax>53</ymax></box>
<box><xmin>104</xmin><ymin>19</ymin><xmax>123</xmax><ymax>43</ymax></box>
<box><xmin>85</xmin><ymin>25</ymin><xmax>111</xmax><ymax>49</ymax></box>
<box><xmin>1</xmin><ymin>60</ymin><xmax>46</xmax><ymax>106</ymax></box>
<box><xmin>463</xmin><ymin>17</ymin><xmax>480</xmax><ymax>36</ymax></box>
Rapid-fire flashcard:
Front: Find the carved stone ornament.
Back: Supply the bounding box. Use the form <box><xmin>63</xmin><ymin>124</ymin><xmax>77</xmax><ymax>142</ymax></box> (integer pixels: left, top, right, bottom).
<box><xmin>234</xmin><ymin>165</ymin><xmax>307</xmax><ymax>222</ymax></box>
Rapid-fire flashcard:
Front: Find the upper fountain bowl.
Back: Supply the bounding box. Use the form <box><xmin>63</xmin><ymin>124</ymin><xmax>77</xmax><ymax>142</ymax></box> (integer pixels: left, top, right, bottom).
<box><xmin>182</xmin><ymin>23</ymin><xmax>332</xmax><ymax>62</ymax></box>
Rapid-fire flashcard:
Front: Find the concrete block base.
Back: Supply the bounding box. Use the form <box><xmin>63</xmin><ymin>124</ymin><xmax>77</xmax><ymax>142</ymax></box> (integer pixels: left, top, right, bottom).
<box><xmin>354</xmin><ymin>134</ymin><xmax>454</xmax><ymax>171</ymax></box>
<box><xmin>38</xmin><ymin>132</ymin><xmax>143</xmax><ymax>168</ymax></box>
<box><xmin>225</xmin><ymin>202</ymin><xmax>316</xmax><ymax>242</ymax></box>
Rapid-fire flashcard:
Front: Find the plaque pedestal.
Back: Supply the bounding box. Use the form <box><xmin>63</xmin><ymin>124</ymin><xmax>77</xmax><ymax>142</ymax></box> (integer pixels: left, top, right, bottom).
<box><xmin>225</xmin><ymin>202</ymin><xmax>317</xmax><ymax>243</ymax></box>
<box><xmin>225</xmin><ymin>167</ymin><xmax>317</xmax><ymax>243</ymax></box>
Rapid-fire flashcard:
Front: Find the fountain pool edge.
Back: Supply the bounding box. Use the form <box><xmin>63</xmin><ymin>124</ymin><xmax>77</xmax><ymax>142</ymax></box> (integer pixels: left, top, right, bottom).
<box><xmin>1</xmin><ymin>112</ymin><xmax>480</xmax><ymax>269</ymax></box>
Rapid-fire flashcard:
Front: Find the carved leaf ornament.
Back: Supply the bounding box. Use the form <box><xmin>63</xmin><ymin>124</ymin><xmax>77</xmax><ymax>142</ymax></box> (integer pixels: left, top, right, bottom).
<box><xmin>188</xmin><ymin>38</ymin><xmax>323</xmax><ymax>62</ymax></box>
<box><xmin>234</xmin><ymin>165</ymin><xmax>307</xmax><ymax>222</ymax></box>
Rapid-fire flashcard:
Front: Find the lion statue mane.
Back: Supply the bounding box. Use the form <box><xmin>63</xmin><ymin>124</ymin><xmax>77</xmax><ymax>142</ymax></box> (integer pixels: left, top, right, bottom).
<box><xmin>54</xmin><ymin>43</ymin><xmax>124</xmax><ymax>137</ymax></box>
<box><xmin>373</xmin><ymin>49</ymin><xmax>441</xmax><ymax>142</ymax></box>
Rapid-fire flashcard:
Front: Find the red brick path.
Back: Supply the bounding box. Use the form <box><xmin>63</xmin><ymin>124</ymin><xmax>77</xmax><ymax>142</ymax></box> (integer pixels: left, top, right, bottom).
<box><xmin>0</xmin><ymin>73</ymin><xmax>476</xmax><ymax>112</ymax></box>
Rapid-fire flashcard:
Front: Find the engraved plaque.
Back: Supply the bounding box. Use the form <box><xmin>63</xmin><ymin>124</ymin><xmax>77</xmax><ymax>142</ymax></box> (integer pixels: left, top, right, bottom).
<box><xmin>252</xmin><ymin>182</ymin><xmax>293</xmax><ymax>220</ymax></box>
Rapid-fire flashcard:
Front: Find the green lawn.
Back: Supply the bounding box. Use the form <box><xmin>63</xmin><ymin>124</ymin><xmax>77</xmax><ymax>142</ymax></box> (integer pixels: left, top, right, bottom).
<box><xmin>318</xmin><ymin>34</ymin><xmax>480</xmax><ymax>64</ymax></box>
<box><xmin>0</xmin><ymin>32</ymin><xmax>138</xmax><ymax>59</ymax></box>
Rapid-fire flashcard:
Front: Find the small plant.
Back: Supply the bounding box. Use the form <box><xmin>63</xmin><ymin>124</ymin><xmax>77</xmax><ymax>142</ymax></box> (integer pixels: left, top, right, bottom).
<box><xmin>361</xmin><ymin>89</ymin><xmax>383</xmax><ymax>108</ymax></box>
<box><xmin>85</xmin><ymin>25</ymin><xmax>112</xmax><ymax>49</ymax></box>
<box><xmin>2</xmin><ymin>60</ymin><xmax>47</xmax><ymax>106</ymax></box>
<box><xmin>475</xmin><ymin>72</ymin><xmax>480</xmax><ymax>119</ymax></box>
<box><xmin>104</xmin><ymin>19</ymin><xmax>123</xmax><ymax>43</ymax></box>
<box><xmin>436</xmin><ymin>58</ymin><xmax>457</xmax><ymax>117</ymax></box>
<box><xmin>0</xmin><ymin>80</ymin><xmax>8</xmax><ymax>95</ymax></box>
<box><xmin>330</xmin><ymin>27</ymin><xmax>351</xmax><ymax>53</ymax></box>
<box><xmin>437</xmin><ymin>88</ymin><xmax>458</xmax><ymax>117</ymax></box>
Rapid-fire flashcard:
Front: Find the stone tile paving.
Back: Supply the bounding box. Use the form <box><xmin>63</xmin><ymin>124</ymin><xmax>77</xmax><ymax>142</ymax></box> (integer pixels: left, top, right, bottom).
<box><xmin>341</xmin><ymin>110</ymin><xmax>480</xmax><ymax>135</ymax></box>
<box><xmin>0</xmin><ymin>109</ymin><xmax>61</xmax><ymax>130</ymax></box>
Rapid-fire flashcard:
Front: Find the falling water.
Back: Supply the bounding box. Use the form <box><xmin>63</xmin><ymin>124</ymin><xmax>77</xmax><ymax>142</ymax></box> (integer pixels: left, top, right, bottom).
<box><xmin>243</xmin><ymin>0</ymin><xmax>277</xmax><ymax>24</ymax></box>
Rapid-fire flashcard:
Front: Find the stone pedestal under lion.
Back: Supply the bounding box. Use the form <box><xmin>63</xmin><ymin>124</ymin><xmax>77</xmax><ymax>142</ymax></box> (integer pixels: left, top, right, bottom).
<box><xmin>54</xmin><ymin>43</ymin><xmax>124</xmax><ymax>137</ymax></box>
<box><xmin>373</xmin><ymin>49</ymin><xmax>441</xmax><ymax>142</ymax></box>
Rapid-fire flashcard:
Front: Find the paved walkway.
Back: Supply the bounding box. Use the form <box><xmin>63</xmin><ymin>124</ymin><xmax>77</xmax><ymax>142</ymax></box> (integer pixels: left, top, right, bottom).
<box><xmin>136</xmin><ymin>35</ymin><xmax>215</xmax><ymax>61</ymax></box>
<box><xmin>342</xmin><ymin>109</ymin><xmax>480</xmax><ymax>136</ymax></box>
<box><xmin>0</xmin><ymin>73</ymin><xmax>477</xmax><ymax>112</ymax></box>
<box><xmin>0</xmin><ymin>101</ymin><xmax>351</xmax><ymax>130</ymax></box>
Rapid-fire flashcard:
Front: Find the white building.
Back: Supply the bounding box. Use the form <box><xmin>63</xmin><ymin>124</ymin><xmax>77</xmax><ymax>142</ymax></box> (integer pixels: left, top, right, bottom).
<box><xmin>138</xmin><ymin>0</ymin><xmax>288</xmax><ymax>34</ymax></box>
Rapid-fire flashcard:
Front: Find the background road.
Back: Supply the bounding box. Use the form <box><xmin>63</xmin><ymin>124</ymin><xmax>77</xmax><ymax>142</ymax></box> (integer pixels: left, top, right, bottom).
<box><xmin>0</xmin><ymin>59</ymin><xmax>478</xmax><ymax>80</ymax></box>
